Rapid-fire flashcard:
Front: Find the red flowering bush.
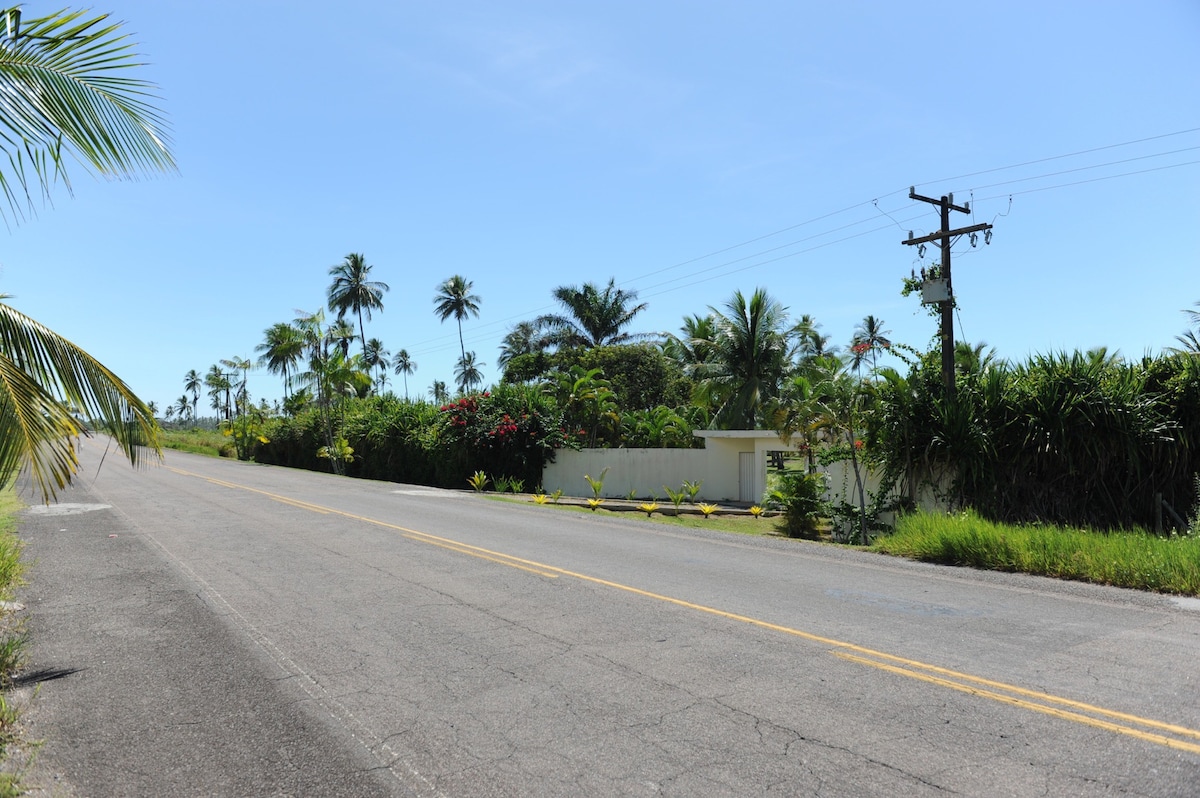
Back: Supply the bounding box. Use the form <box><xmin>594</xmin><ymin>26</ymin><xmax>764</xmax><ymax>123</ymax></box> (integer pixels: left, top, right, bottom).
<box><xmin>430</xmin><ymin>384</ymin><xmax>574</xmax><ymax>487</ymax></box>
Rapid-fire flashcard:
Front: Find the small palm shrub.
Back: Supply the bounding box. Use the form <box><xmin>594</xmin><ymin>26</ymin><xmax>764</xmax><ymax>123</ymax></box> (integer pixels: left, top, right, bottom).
<box><xmin>774</xmin><ymin>471</ymin><xmax>829</xmax><ymax>538</ymax></box>
<box><xmin>663</xmin><ymin>485</ymin><xmax>686</xmax><ymax>513</ymax></box>
<box><xmin>467</xmin><ymin>470</ymin><xmax>489</xmax><ymax>492</ymax></box>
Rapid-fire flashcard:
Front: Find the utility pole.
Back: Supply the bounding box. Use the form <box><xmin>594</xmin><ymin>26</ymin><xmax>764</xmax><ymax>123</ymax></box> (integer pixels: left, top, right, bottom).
<box><xmin>902</xmin><ymin>188</ymin><xmax>992</xmax><ymax>400</ymax></box>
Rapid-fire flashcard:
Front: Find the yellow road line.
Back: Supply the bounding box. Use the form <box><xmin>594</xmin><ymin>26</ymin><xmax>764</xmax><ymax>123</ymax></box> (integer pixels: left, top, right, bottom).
<box><xmin>164</xmin><ymin>466</ymin><xmax>1200</xmax><ymax>754</ymax></box>
<box><xmin>832</xmin><ymin>651</ymin><xmax>1200</xmax><ymax>756</ymax></box>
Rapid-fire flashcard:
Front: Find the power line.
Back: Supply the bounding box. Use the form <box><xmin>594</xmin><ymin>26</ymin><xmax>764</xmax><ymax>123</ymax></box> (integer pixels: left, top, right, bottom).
<box><xmin>400</xmin><ymin>130</ymin><xmax>1200</xmax><ymax>369</ymax></box>
<box><xmin>962</xmin><ymin>146</ymin><xmax>1200</xmax><ymax>193</ymax></box>
<box><xmin>911</xmin><ymin>125</ymin><xmax>1200</xmax><ymax>188</ymax></box>
<box><xmin>976</xmin><ymin>159</ymin><xmax>1200</xmax><ymax>202</ymax></box>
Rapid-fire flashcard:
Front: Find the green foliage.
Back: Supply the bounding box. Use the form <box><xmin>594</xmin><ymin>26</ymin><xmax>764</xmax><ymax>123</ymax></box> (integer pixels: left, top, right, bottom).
<box><xmin>502</xmin><ymin>344</ymin><xmax>697</xmax><ymax>448</ymax></box>
<box><xmin>552</xmin><ymin>345</ymin><xmax>691</xmax><ymax>411</ymax></box>
<box><xmin>316</xmin><ymin>437</ymin><xmax>354</xmax><ymax>465</ymax></box>
<box><xmin>682</xmin><ymin>480</ymin><xmax>703</xmax><ymax>503</ymax></box>
<box><xmin>876</xmin><ymin>510</ymin><xmax>1200</xmax><ymax>595</ymax></box>
<box><xmin>220</xmin><ymin>398</ymin><xmax>271</xmax><ymax>461</ymax></box>
<box><xmin>771</xmin><ymin>470</ymin><xmax>829</xmax><ymax>538</ymax></box>
<box><xmin>542</xmin><ymin>366</ymin><xmax>620</xmax><ymax>448</ymax></box>
<box><xmin>467</xmin><ymin>470</ymin><xmax>489</xmax><ymax>492</ymax></box>
<box><xmin>663</xmin><ymin>484</ymin><xmax>686</xmax><ymax>512</ymax></box>
<box><xmin>621</xmin><ymin>405</ymin><xmax>697</xmax><ymax>448</ymax></box>
<box><xmin>867</xmin><ymin>349</ymin><xmax>1200</xmax><ymax>531</ymax></box>
<box><xmin>691</xmin><ymin>288</ymin><xmax>791</xmax><ymax>429</ymax></box>
<box><xmin>258</xmin><ymin>395</ymin><xmax>439</xmax><ymax>483</ymax></box>
<box><xmin>1187</xmin><ymin>475</ymin><xmax>1200</xmax><ymax>539</ymax></box>
<box><xmin>584</xmin><ymin>467</ymin><xmax>610</xmax><ymax>499</ymax></box>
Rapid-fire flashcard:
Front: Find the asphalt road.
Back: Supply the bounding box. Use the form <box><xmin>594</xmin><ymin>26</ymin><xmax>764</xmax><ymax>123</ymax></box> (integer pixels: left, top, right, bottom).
<box><xmin>11</xmin><ymin>440</ymin><xmax>1200</xmax><ymax>796</ymax></box>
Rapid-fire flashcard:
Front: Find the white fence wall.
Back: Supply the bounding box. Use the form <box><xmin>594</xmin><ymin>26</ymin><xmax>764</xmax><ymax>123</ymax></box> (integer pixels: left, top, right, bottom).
<box><xmin>542</xmin><ymin>449</ymin><xmax>718</xmax><ymax>500</ymax></box>
<box><xmin>541</xmin><ymin>447</ymin><xmax>921</xmax><ymax>508</ymax></box>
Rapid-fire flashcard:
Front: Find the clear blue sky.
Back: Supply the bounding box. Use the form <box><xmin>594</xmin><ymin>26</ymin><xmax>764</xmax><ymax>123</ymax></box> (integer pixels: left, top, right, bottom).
<box><xmin>3</xmin><ymin>0</ymin><xmax>1198</xmax><ymax>412</ymax></box>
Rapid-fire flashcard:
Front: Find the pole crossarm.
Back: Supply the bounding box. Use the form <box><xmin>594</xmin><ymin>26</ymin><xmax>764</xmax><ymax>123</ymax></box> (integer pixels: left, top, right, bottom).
<box><xmin>902</xmin><ymin>222</ymin><xmax>992</xmax><ymax>247</ymax></box>
<box><xmin>909</xmin><ymin>189</ymin><xmax>971</xmax><ymax>214</ymax></box>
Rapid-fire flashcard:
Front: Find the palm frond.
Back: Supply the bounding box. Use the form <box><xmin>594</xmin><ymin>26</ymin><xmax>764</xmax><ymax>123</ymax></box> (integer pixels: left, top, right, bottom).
<box><xmin>0</xmin><ymin>7</ymin><xmax>174</xmax><ymax>222</ymax></box>
<box><xmin>0</xmin><ymin>300</ymin><xmax>160</xmax><ymax>500</ymax></box>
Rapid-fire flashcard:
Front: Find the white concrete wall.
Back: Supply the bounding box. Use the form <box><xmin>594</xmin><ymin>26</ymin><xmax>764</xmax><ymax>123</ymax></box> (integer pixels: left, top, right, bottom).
<box><xmin>542</xmin><ymin>446</ymin><xmax>945</xmax><ymax>511</ymax></box>
<box><xmin>541</xmin><ymin>449</ymin><xmax>718</xmax><ymax>500</ymax></box>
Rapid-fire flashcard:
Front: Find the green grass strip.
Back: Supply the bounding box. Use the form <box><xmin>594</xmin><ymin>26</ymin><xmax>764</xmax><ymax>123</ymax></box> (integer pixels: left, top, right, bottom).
<box><xmin>874</xmin><ymin>510</ymin><xmax>1200</xmax><ymax>595</ymax></box>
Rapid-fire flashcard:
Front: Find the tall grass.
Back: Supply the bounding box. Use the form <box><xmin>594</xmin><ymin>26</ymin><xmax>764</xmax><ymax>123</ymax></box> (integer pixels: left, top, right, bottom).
<box><xmin>875</xmin><ymin>510</ymin><xmax>1200</xmax><ymax>595</ymax></box>
<box><xmin>159</xmin><ymin>428</ymin><xmax>233</xmax><ymax>458</ymax></box>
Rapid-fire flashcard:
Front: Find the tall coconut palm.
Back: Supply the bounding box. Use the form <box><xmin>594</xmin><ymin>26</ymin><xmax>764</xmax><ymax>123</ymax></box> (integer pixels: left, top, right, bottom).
<box><xmin>434</xmin><ymin>275</ymin><xmax>481</xmax><ymax>360</ymax></box>
<box><xmin>183</xmin><ymin>369</ymin><xmax>202</xmax><ymax>420</ymax></box>
<box><xmin>393</xmin><ymin>349</ymin><xmax>417</xmax><ymax>399</ymax></box>
<box><xmin>793</xmin><ymin>314</ymin><xmax>839</xmax><ymax>369</ymax></box>
<box><xmin>256</xmin><ymin>322</ymin><xmax>305</xmax><ymax>399</ymax></box>
<box><xmin>205</xmin><ymin>365</ymin><xmax>231</xmax><ymax>420</ymax></box>
<box><xmin>327</xmin><ymin>318</ymin><xmax>357</xmax><ymax>359</ymax></box>
<box><xmin>221</xmin><ymin>357</ymin><xmax>251</xmax><ymax>418</ymax></box>
<box><xmin>454</xmin><ymin>351</ymin><xmax>484</xmax><ymax>394</ymax></box>
<box><xmin>663</xmin><ymin>313</ymin><xmax>717</xmax><ymax>374</ymax></box>
<box><xmin>0</xmin><ymin>8</ymin><xmax>174</xmax><ymax>498</ymax></box>
<box><xmin>537</xmin><ymin>278</ymin><xmax>650</xmax><ymax>349</ymax></box>
<box><xmin>497</xmin><ymin>321</ymin><xmax>544</xmax><ymax>368</ymax></box>
<box><xmin>692</xmin><ymin>288</ymin><xmax>791</xmax><ymax>430</ymax></box>
<box><xmin>363</xmin><ymin>337</ymin><xmax>390</xmax><ymax>393</ymax></box>
<box><xmin>172</xmin><ymin>395</ymin><xmax>191</xmax><ymax>422</ymax></box>
<box><xmin>327</xmin><ymin>253</ymin><xmax>389</xmax><ymax>359</ymax></box>
<box><xmin>850</xmin><ymin>315</ymin><xmax>892</xmax><ymax>374</ymax></box>
<box><xmin>430</xmin><ymin>380</ymin><xmax>449</xmax><ymax>405</ymax></box>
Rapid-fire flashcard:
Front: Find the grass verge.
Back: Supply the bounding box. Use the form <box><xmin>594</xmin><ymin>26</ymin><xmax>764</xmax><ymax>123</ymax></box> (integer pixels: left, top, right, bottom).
<box><xmin>160</xmin><ymin>428</ymin><xmax>233</xmax><ymax>458</ymax></box>
<box><xmin>0</xmin><ymin>486</ymin><xmax>28</xmax><ymax>796</ymax></box>
<box><xmin>873</xmin><ymin>510</ymin><xmax>1200</xmax><ymax>596</ymax></box>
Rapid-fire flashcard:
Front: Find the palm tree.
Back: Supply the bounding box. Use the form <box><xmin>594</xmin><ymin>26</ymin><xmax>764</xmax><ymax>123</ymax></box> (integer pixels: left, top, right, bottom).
<box><xmin>256</xmin><ymin>322</ymin><xmax>305</xmax><ymax>399</ymax></box>
<box><xmin>183</xmin><ymin>369</ymin><xmax>202</xmax><ymax>420</ymax></box>
<box><xmin>327</xmin><ymin>253</ymin><xmax>389</xmax><ymax>359</ymax></box>
<box><xmin>454</xmin><ymin>351</ymin><xmax>484</xmax><ymax>394</ymax></box>
<box><xmin>205</xmin><ymin>365</ymin><xmax>231</xmax><ymax>420</ymax></box>
<box><xmin>363</xmin><ymin>337</ymin><xmax>390</xmax><ymax>393</ymax></box>
<box><xmin>692</xmin><ymin>288</ymin><xmax>791</xmax><ymax>430</ymax></box>
<box><xmin>794</xmin><ymin>314</ymin><xmax>839</xmax><ymax>369</ymax></box>
<box><xmin>850</xmin><ymin>315</ymin><xmax>892</xmax><ymax>374</ymax></box>
<box><xmin>221</xmin><ymin>357</ymin><xmax>252</xmax><ymax>418</ymax></box>
<box><xmin>1170</xmin><ymin>301</ymin><xmax>1200</xmax><ymax>354</ymax></box>
<box><xmin>537</xmin><ymin>278</ymin><xmax>650</xmax><ymax>349</ymax></box>
<box><xmin>0</xmin><ymin>8</ymin><xmax>173</xmax><ymax>498</ymax></box>
<box><xmin>172</xmin><ymin>395</ymin><xmax>191</xmax><ymax>422</ymax></box>
<box><xmin>327</xmin><ymin>318</ymin><xmax>357</xmax><ymax>359</ymax></box>
<box><xmin>497</xmin><ymin>321</ymin><xmax>544</xmax><ymax>368</ymax></box>
<box><xmin>954</xmin><ymin>341</ymin><xmax>998</xmax><ymax>376</ymax></box>
<box><xmin>393</xmin><ymin>349</ymin><xmax>417</xmax><ymax>398</ymax></box>
<box><xmin>663</xmin><ymin>313</ymin><xmax>717</xmax><ymax>373</ymax></box>
<box><xmin>430</xmin><ymin>380</ymin><xmax>449</xmax><ymax>405</ymax></box>
<box><xmin>434</xmin><ymin>275</ymin><xmax>481</xmax><ymax>360</ymax></box>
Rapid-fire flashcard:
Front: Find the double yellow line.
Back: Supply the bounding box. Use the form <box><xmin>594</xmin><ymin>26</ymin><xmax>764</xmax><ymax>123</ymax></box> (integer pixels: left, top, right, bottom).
<box><xmin>167</xmin><ymin>466</ymin><xmax>1200</xmax><ymax>756</ymax></box>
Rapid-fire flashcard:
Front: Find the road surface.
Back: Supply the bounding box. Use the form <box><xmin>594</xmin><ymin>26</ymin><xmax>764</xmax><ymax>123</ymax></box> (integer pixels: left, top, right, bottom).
<box><xmin>12</xmin><ymin>440</ymin><xmax>1200</xmax><ymax>796</ymax></box>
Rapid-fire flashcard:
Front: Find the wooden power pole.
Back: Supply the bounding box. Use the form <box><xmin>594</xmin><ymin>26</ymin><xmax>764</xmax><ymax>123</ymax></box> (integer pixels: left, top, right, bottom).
<box><xmin>902</xmin><ymin>189</ymin><xmax>992</xmax><ymax>400</ymax></box>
